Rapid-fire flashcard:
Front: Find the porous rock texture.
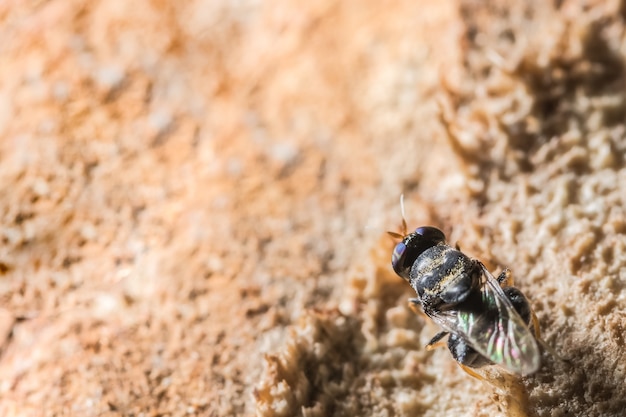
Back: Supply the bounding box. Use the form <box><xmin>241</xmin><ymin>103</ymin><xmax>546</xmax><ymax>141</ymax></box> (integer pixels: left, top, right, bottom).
<box><xmin>1</xmin><ymin>1</ymin><xmax>625</xmax><ymax>416</ymax></box>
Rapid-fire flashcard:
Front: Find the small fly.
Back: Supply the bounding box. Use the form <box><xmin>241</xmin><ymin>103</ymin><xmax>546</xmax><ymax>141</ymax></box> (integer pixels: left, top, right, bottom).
<box><xmin>389</xmin><ymin>217</ymin><xmax>543</xmax><ymax>378</ymax></box>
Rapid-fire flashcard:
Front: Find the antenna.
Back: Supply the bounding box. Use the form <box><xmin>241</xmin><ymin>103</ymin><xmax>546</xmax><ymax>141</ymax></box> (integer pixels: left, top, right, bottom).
<box><xmin>400</xmin><ymin>194</ymin><xmax>407</xmax><ymax>236</ymax></box>
<box><xmin>388</xmin><ymin>194</ymin><xmax>408</xmax><ymax>239</ymax></box>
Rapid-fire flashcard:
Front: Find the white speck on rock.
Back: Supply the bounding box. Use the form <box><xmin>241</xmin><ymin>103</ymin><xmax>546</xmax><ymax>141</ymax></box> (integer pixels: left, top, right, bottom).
<box><xmin>148</xmin><ymin>109</ymin><xmax>174</xmax><ymax>135</ymax></box>
<box><xmin>94</xmin><ymin>65</ymin><xmax>126</xmax><ymax>91</ymax></box>
<box><xmin>268</xmin><ymin>142</ymin><xmax>299</xmax><ymax>166</ymax></box>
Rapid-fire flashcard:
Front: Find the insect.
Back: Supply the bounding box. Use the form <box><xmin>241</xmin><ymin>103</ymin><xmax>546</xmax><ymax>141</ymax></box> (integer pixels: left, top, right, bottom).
<box><xmin>389</xmin><ymin>222</ymin><xmax>542</xmax><ymax>377</ymax></box>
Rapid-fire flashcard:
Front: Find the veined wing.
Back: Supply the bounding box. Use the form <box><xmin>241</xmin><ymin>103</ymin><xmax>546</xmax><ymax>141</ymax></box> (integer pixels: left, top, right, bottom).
<box><xmin>427</xmin><ymin>263</ymin><xmax>541</xmax><ymax>375</ymax></box>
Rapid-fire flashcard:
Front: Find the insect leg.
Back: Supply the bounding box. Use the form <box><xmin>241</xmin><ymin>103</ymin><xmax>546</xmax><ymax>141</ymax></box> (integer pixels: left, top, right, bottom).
<box><xmin>531</xmin><ymin>310</ymin><xmax>541</xmax><ymax>339</ymax></box>
<box><xmin>426</xmin><ymin>331</ymin><xmax>449</xmax><ymax>351</ymax></box>
<box><xmin>496</xmin><ymin>268</ymin><xmax>513</xmax><ymax>286</ymax></box>
<box><xmin>408</xmin><ymin>297</ymin><xmax>437</xmax><ymax>328</ymax></box>
<box><xmin>407</xmin><ymin>298</ymin><xmax>423</xmax><ymax>315</ymax></box>
<box><xmin>458</xmin><ymin>363</ymin><xmax>486</xmax><ymax>381</ymax></box>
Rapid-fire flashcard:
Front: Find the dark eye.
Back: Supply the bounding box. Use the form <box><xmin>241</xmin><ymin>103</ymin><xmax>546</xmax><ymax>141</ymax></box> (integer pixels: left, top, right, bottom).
<box><xmin>391</xmin><ymin>226</ymin><xmax>446</xmax><ymax>280</ymax></box>
<box><xmin>392</xmin><ymin>241</ymin><xmax>409</xmax><ymax>280</ymax></box>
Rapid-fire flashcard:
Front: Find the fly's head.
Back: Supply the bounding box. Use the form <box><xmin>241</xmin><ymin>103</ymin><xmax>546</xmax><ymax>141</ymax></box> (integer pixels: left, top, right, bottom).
<box><xmin>390</xmin><ymin>226</ymin><xmax>446</xmax><ymax>281</ymax></box>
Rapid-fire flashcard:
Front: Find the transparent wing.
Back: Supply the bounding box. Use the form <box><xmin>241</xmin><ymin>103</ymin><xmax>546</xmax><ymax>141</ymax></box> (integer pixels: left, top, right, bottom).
<box><xmin>427</xmin><ymin>263</ymin><xmax>540</xmax><ymax>375</ymax></box>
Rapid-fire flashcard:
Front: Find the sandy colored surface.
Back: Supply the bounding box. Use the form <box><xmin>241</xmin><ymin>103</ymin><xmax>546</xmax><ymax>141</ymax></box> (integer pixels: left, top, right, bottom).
<box><xmin>1</xmin><ymin>0</ymin><xmax>626</xmax><ymax>416</ymax></box>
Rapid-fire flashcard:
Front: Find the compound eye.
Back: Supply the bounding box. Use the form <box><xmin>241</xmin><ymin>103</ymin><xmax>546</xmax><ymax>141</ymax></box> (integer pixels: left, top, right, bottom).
<box><xmin>391</xmin><ymin>226</ymin><xmax>446</xmax><ymax>281</ymax></box>
<box><xmin>415</xmin><ymin>226</ymin><xmax>446</xmax><ymax>243</ymax></box>
<box><xmin>392</xmin><ymin>241</ymin><xmax>410</xmax><ymax>280</ymax></box>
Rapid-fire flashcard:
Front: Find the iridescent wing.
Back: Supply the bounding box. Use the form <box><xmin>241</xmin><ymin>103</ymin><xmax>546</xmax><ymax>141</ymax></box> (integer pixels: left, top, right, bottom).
<box><xmin>426</xmin><ymin>263</ymin><xmax>541</xmax><ymax>375</ymax></box>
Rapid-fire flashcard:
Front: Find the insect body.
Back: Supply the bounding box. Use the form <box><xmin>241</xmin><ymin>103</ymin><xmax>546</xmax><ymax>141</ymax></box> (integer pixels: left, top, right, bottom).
<box><xmin>390</xmin><ymin>226</ymin><xmax>541</xmax><ymax>376</ymax></box>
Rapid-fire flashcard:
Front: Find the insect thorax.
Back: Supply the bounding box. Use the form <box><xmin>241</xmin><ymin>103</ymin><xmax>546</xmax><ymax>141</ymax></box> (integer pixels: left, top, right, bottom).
<box><xmin>409</xmin><ymin>245</ymin><xmax>481</xmax><ymax>309</ymax></box>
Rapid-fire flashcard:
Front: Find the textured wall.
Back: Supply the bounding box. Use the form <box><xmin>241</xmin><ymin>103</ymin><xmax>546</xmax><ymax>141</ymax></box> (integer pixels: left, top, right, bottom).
<box><xmin>0</xmin><ymin>1</ymin><xmax>625</xmax><ymax>416</ymax></box>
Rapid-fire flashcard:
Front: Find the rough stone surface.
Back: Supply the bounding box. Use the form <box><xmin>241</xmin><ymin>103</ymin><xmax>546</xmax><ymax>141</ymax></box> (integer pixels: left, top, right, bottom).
<box><xmin>1</xmin><ymin>1</ymin><xmax>625</xmax><ymax>416</ymax></box>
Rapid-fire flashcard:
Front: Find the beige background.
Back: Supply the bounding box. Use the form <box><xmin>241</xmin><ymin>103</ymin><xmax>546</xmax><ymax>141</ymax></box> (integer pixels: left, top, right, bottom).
<box><xmin>1</xmin><ymin>1</ymin><xmax>625</xmax><ymax>416</ymax></box>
